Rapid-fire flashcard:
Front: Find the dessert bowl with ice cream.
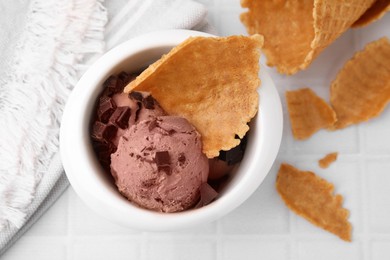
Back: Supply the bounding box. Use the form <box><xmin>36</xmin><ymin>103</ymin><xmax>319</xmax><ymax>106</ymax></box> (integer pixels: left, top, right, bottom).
<box><xmin>60</xmin><ymin>29</ymin><xmax>283</xmax><ymax>231</ymax></box>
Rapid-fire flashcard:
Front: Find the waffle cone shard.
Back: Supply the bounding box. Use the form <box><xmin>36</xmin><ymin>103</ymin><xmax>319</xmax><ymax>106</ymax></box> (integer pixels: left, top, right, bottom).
<box><xmin>331</xmin><ymin>37</ymin><xmax>390</xmax><ymax>129</ymax></box>
<box><xmin>276</xmin><ymin>163</ymin><xmax>352</xmax><ymax>242</ymax></box>
<box><xmin>124</xmin><ymin>35</ymin><xmax>263</xmax><ymax>158</ymax></box>
<box><xmin>319</xmin><ymin>152</ymin><xmax>338</xmax><ymax>169</ymax></box>
<box><xmin>241</xmin><ymin>0</ymin><xmax>376</xmax><ymax>74</ymax></box>
<box><xmin>353</xmin><ymin>0</ymin><xmax>390</xmax><ymax>27</ymax></box>
<box><xmin>286</xmin><ymin>88</ymin><xmax>337</xmax><ymax>140</ymax></box>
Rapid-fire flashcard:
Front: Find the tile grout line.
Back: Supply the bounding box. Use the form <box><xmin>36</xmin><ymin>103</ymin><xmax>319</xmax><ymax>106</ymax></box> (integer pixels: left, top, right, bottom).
<box><xmin>278</xmin><ymin>85</ymin><xmax>297</xmax><ymax>260</ymax></box>
<box><xmin>24</xmin><ymin>232</ymin><xmax>390</xmax><ymax>241</ymax></box>
<box><xmin>354</xmin><ymin>29</ymin><xmax>371</xmax><ymax>260</ymax></box>
<box><xmin>358</xmin><ymin>124</ymin><xmax>370</xmax><ymax>260</ymax></box>
<box><xmin>286</xmin><ymin>111</ymin><xmax>297</xmax><ymax>260</ymax></box>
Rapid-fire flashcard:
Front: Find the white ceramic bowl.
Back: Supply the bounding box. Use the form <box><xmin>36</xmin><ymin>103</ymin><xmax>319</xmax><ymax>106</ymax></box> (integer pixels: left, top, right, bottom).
<box><xmin>60</xmin><ymin>29</ymin><xmax>283</xmax><ymax>231</ymax></box>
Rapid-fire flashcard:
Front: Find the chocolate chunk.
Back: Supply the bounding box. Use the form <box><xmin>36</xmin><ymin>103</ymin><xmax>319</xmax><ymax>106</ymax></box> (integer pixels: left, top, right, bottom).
<box><xmin>98</xmin><ymin>96</ymin><xmax>116</xmax><ymax>123</ymax></box>
<box><xmin>148</xmin><ymin>119</ymin><xmax>158</xmax><ymax>131</ymax></box>
<box><xmin>155</xmin><ymin>151</ymin><xmax>170</xmax><ymax>165</ymax></box>
<box><xmin>142</xmin><ymin>178</ymin><xmax>157</xmax><ymax>188</ymax></box>
<box><xmin>101</xmin><ymin>123</ymin><xmax>117</xmax><ymax>142</ymax></box>
<box><xmin>102</xmin><ymin>72</ymin><xmax>136</xmax><ymax>96</ymax></box>
<box><xmin>91</xmin><ymin>121</ymin><xmax>106</xmax><ymax>141</ymax></box>
<box><xmin>109</xmin><ymin>107</ymin><xmax>131</xmax><ymax>129</ymax></box>
<box><xmin>155</xmin><ymin>151</ymin><xmax>171</xmax><ymax>175</ymax></box>
<box><xmin>116</xmin><ymin>71</ymin><xmax>131</xmax><ymax>90</ymax></box>
<box><xmin>154</xmin><ymin>197</ymin><xmax>163</xmax><ymax>203</ymax></box>
<box><xmin>218</xmin><ymin>134</ymin><xmax>248</xmax><ymax>165</ymax></box>
<box><xmin>129</xmin><ymin>91</ymin><xmax>143</xmax><ymax>102</ymax></box>
<box><xmin>103</xmin><ymin>75</ymin><xmax>119</xmax><ymax>96</ymax></box>
<box><xmin>142</xmin><ymin>95</ymin><xmax>155</xmax><ymax>109</ymax></box>
<box><xmin>218</xmin><ymin>145</ymin><xmax>244</xmax><ymax>165</ymax></box>
<box><xmin>178</xmin><ymin>153</ymin><xmax>186</xmax><ymax>165</ymax></box>
<box><xmin>118</xmin><ymin>71</ymin><xmax>130</xmax><ymax>81</ymax></box>
<box><xmin>91</xmin><ymin>121</ymin><xmax>117</xmax><ymax>142</ymax></box>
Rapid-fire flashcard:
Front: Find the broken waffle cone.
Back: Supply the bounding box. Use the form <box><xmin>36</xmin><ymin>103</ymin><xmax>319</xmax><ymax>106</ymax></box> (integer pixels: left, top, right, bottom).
<box><xmin>276</xmin><ymin>163</ymin><xmax>352</xmax><ymax>242</ymax></box>
<box><xmin>353</xmin><ymin>0</ymin><xmax>390</xmax><ymax>27</ymax></box>
<box><xmin>331</xmin><ymin>37</ymin><xmax>390</xmax><ymax>129</ymax></box>
<box><xmin>124</xmin><ymin>35</ymin><xmax>263</xmax><ymax>158</ymax></box>
<box><xmin>240</xmin><ymin>0</ymin><xmax>376</xmax><ymax>74</ymax></box>
<box><xmin>319</xmin><ymin>152</ymin><xmax>338</xmax><ymax>169</ymax></box>
<box><xmin>286</xmin><ymin>88</ymin><xmax>337</xmax><ymax>140</ymax></box>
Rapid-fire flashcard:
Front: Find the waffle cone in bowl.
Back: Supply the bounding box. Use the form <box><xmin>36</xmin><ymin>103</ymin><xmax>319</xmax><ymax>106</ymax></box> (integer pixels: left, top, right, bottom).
<box><xmin>241</xmin><ymin>0</ymin><xmax>377</xmax><ymax>75</ymax></box>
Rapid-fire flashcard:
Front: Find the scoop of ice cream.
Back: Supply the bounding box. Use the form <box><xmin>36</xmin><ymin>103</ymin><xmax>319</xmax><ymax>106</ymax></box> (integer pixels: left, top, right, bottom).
<box><xmin>110</xmin><ymin>116</ymin><xmax>209</xmax><ymax>212</ymax></box>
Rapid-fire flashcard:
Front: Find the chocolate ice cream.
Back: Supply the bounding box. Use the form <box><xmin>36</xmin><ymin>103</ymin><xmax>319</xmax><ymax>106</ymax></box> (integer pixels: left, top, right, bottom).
<box><xmin>91</xmin><ymin>72</ymin><xmax>246</xmax><ymax>213</ymax></box>
<box><xmin>111</xmin><ymin>116</ymin><xmax>209</xmax><ymax>212</ymax></box>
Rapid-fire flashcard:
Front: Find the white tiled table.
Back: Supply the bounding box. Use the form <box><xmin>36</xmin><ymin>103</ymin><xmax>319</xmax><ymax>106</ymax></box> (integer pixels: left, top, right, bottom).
<box><xmin>3</xmin><ymin>1</ymin><xmax>390</xmax><ymax>259</ymax></box>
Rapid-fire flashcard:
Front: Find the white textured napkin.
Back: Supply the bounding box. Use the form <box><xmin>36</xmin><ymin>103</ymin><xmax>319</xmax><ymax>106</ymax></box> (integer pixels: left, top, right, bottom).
<box><xmin>0</xmin><ymin>0</ymin><xmax>107</xmax><ymax>255</ymax></box>
<box><xmin>0</xmin><ymin>0</ymin><xmax>212</xmax><ymax>256</ymax></box>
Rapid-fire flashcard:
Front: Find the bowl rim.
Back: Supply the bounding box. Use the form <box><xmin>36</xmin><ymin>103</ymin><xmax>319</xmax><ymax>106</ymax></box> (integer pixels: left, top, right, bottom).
<box><xmin>60</xmin><ymin>29</ymin><xmax>283</xmax><ymax>231</ymax></box>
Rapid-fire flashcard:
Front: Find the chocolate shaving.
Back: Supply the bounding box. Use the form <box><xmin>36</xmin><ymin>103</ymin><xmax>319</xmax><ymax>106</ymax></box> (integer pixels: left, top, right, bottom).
<box><xmin>142</xmin><ymin>178</ymin><xmax>157</xmax><ymax>188</ymax></box>
<box><xmin>134</xmin><ymin>102</ymin><xmax>141</xmax><ymax>122</ymax></box>
<box><xmin>98</xmin><ymin>96</ymin><xmax>116</xmax><ymax>123</ymax></box>
<box><xmin>91</xmin><ymin>121</ymin><xmax>117</xmax><ymax>142</ymax></box>
<box><xmin>148</xmin><ymin>119</ymin><xmax>158</xmax><ymax>131</ymax></box>
<box><xmin>109</xmin><ymin>107</ymin><xmax>131</xmax><ymax>129</ymax></box>
<box><xmin>155</xmin><ymin>151</ymin><xmax>171</xmax><ymax>175</ymax></box>
<box><xmin>143</xmin><ymin>95</ymin><xmax>155</xmax><ymax>109</ymax></box>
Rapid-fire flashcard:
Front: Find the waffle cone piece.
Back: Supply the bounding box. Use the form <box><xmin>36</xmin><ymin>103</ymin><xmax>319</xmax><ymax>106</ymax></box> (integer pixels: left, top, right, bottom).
<box><xmin>276</xmin><ymin>163</ymin><xmax>352</xmax><ymax>241</ymax></box>
<box><xmin>353</xmin><ymin>0</ymin><xmax>390</xmax><ymax>27</ymax></box>
<box><xmin>241</xmin><ymin>0</ymin><xmax>376</xmax><ymax>74</ymax></box>
<box><xmin>286</xmin><ymin>88</ymin><xmax>337</xmax><ymax>140</ymax></box>
<box><xmin>330</xmin><ymin>37</ymin><xmax>390</xmax><ymax>129</ymax></box>
<box><xmin>124</xmin><ymin>35</ymin><xmax>263</xmax><ymax>158</ymax></box>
